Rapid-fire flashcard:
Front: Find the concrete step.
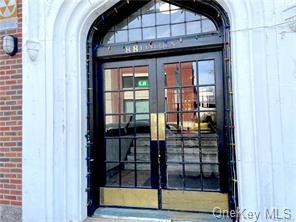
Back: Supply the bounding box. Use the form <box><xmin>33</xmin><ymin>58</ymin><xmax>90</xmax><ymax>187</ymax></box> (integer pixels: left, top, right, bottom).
<box><xmin>87</xmin><ymin>207</ymin><xmax>231</xmax><ymax>222</ymax></box>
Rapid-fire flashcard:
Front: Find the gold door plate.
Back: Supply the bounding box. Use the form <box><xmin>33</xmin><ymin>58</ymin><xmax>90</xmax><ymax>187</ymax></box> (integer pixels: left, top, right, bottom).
<box><xmin>162</xmin><ymin>190</ymin><xmax>228</xmax><ymax>212</ymax></box>
<box><xmin>100</xmin><ymin>187</ymin><xmax>158</xmax><ymax>208</ymax></box>
<box><xmin>150</xmin><ymin>113</ymin><xmax>157</xmax><ymax>141</ymax></box>
<box><xmin>150</xmin><ymin>113</ymin><xmax>166</xmax><ymax>141</ymax></box>
<box><xmin>158</xmin><ymin>113</ymin><xmax>165</xmax><ymax>141</ymax></box>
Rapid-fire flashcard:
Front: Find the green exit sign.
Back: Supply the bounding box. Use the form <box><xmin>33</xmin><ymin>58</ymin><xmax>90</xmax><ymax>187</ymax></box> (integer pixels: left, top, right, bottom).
<box><xmin>136</xmin><ymin>78</ymin><xmax>149</xmax><ymax>88</ymax></box>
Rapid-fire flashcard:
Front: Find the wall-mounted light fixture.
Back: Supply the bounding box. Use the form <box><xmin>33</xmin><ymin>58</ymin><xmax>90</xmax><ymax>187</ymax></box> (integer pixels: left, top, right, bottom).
<box><xmin>2</xmin><ymin>35</ymin><xmax>18</xmax><ymax>56</ymax></box>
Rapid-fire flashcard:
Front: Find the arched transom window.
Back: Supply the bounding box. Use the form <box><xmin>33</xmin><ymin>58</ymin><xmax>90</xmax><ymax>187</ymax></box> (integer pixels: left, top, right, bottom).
<box><xmin>103</xmin><ymin>0</ymin><xmax>218</xmax><ymax>45</ymax></box>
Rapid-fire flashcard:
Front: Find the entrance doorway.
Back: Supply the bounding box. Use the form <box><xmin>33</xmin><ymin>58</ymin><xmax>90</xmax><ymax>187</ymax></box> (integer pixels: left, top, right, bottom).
<box><xmin>87</xmin><ymin>0</ymin><xmax>236</xmax><ymax>216</ymax></box>
<box><xmin>100</xmin><ymin>52</ymin><xmax>227</xmax><ymax>212</ymax></box>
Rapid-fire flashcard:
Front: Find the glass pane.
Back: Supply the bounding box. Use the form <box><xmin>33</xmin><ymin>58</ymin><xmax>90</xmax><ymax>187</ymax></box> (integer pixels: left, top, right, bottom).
<box><xmin>121</xmin><ymin>137</ymin><xmax>134</xmax><ymax>160</ymax></box>
<box><xmin>157</xmin><ymin>25</ymin><xmax>170</xmax><ymax>38</ymax></box>
<box><xmin>105</xmin><ymin>92</ymin><xmax>119</xmax><ymax>114</ymax></box>
<box><xmin>135</xmin><ymin>66</ymin><xmax>149</xmax><ymax>88</ymax></box>
<box><xmin>202</xmin><ymin>19</ymin><xmax>217</xmax><ymax>32</ymax></box>
<box><xmin>200</xmin><ymin>112</ymin><xmax>217</xmax><ymax>134</ymax></box>
<box><xmin>102</xmin><ymin>1</ymin><xmax>216</xmax><ymax>45</ymax></box>
<box><xmin>156</xmin><ymin>12</ymin><xmax>170</xmax><ymax>25</ymax></box>
<box><xmin>129</xmin><ymin>28</ymin><xmax>142</xmax><ymax>42</ymax></box>
<box><xmin>105</xmin><ymin>115</ymin><xmax>125</xmax><ymax>137</ymax></box>
<box><xmin>128</xmin><ymin>15</ymin><xmax>141</xmax><ymax>29</ymax></box>
<box><xmin>106</xmin><ymin>138</ymin><xmax>119</xmax><ymax>161</ymax></box>
<box><xmin>104</xmin><ymin>68</ymin><xmax>119</xmax><ymax>91</ymax></box>
<box><xmin>171</xmin><ymin>23</ymin><xmax>185</xmax><ymax>37</ymax></box>
<box><xmin>198</xmin><ymin>60</ymin><xmax>215</xmax><ymax>85</ymax></box>
<box><xmin>103</xmin><ymin>32</ymin><xmax>115</xmax><ymax>44</ymax></box>
<box><xmin>181</xmin><ymin>62</ymin><xmax>197</xmax><ymax>86</ymax></box>
<box><xmin>137</xmin><ymin>165</ymin><xmax>151</xmax><ymax>187</ymax></box>
<box><xmin>166</xmin><ymin>138</ymin><xmax>182</xmax><ymax>162</ymax></box>
<box><xmin>135</xmin><ymin>138</ymin><xmax>150</xmax><ymax>159</ymax></box>
<box><xmin>167</xmin><ymin>164</ymin><xmax>183</xmax><ymax>188</ymax></box>
<box><xmin>115</xmin><ymin>18</ymin><xmax>128</xmax><ymax>30</ymax></box>
<box><xmin>119</xmin><ymin>114</ymin><xmax>134</xmax><ymax>136</ymax></box>
<box><xmin>106</xmin><ymin>163</ymin><xmax>119</xmax><ymax>186</ymax></box>
<box><xmin>185</xmin><ymin>10</ymin><xmax>201</xmax><ymax>22</ymax></box>
<box><xmin>183</xmin><ymin>138</ymin><xmax>199</xmax><ymax>162</ymax></box>
<box><xmin>171</xmin><ymin>9</ymin><xmax>185</xmax><ymax>23</ymax></box>
<box><xmin>115</xmin><ymin>30</ymin><xmax>128</xmax><ymax>43</ymax></box>
<box><xmin>124</xmin><ymin>100</ymin><xmax>134</xmax><ymax>114</ymax></box>
<box><xmin>201</xmin><ymin>138</ymin><xmax>219</xmax><ymax>164</ymax></box>
<box><xmin>182</xmin><ymin>112</ymin><xmax>199</xmax><ymax>135</ymax></box>
<box><xmin>166</xmin><ymin>113</ymin><xmax>182</xmax><ymax>137</ymax></box>
<box><xmin>164</xmin><ymin>63</ymin><xmax>180</xmax><ymax>87</ymax></box>
<box><xmin>185</xmin><ymin>164</ymin><xmax>201</xmax><ymax>189</ymax></box>
<box><xmin>186</xmin><ymin>21</ymin><xmax>201</xmax><ymax>35</ymax></box>
<box><xmin>202</xmin><ymin>164</ymin><xmax>220</xmax><ymax>190</ymax></box>
<box><xmin>135</xmin><ymin>100</ymin><xmax>149</xmax><ymax>113</ymax></box>
<box><xmin>165</xmin><ymin>89</ymin><xmax>182</xmax><ymax>112</ymax></box>
<box><xmin>199</xmin><ymin>86</ymin><xmax>216</xmax><ymax>110</ymax></box>
<box><xmin>142</xmin><ymin>1</ymin><xmax>156</xmax><ymax>14</ymax></box>
<box><xmin>167</xmin><ymin>150</ymin><xmax>183</xmax><ymax>163</ymax></box>
<box><xmin>135</xmin><ymin>90</ymin><xmax>149</xmax><ymax>103</ymax></box>
<box><xmin>121</xmin><ymin>168</ymin><xmax>135</xmax><ymax>187</ymax></box>
<box><xmin>122</xmin><ymin>76</ymin><xmax>133</xmax><ymax>89</ymax></box>
<box><xmin>143</xmin><ymin>27</ymin><xmax>156</xmax><ymax>40</ymax></box>
<box><xmin>120</xmin><ymin>67</ymin><xmax>133</xmax><ymax>89</ymax></box>
<box><xmin>182</xmin><ymin>87</ymin><xmax>197</xmax><ymax>111</ymax></box>
<box><xmin>142</xmin><ymin>13</ymin><xmax>155</xmax><ymax>27</ymax></box>
<box><xmin>156</xmin><ymin>1</ymin><xmax>170</xmax><ymax>13</ymax></box>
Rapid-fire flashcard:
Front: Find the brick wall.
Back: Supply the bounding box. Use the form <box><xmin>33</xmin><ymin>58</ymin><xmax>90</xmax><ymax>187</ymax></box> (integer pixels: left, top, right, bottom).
<box><xmin>0</xmin><ymin>1</ymin><xmax>22</xmax><ymax>209</ymax></box>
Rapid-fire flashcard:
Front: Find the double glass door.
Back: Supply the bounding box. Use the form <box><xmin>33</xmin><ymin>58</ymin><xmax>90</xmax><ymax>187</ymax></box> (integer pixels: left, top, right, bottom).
<box><xmin>100</xmin><ymin>52</ymin><xmax>228</xmax><ymax>212</ymax></box>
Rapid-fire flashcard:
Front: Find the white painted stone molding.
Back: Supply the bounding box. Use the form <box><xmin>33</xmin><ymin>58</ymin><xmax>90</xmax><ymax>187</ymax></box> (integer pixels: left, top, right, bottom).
<box><xmin>25</xmin><ymin>40</ymin><xmax>40</xmax><ymax>61</ymax></box>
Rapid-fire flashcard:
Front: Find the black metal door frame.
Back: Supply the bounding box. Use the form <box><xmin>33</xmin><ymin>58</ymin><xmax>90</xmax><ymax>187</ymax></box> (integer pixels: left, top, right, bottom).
<box><xmin>156</xmin><ymin>52</ymin><xmax>227</xmax><ymax>194</ymax></box>
<box><xmin>98</xmin><ymin>51</ymin><xmax>227</xmax><ymax>209</ymax></box>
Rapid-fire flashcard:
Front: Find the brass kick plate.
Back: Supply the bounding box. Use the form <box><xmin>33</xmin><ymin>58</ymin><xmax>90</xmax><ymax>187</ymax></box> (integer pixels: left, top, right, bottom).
<box><xmin>162</xmin><ymin>190</ymin><xmax>229</xmax><ymax>212</ymax></box>
<box><xmin>100</xmin><ymin>187</ymin><xmax>158</xmax><ymax>208</ymax></box>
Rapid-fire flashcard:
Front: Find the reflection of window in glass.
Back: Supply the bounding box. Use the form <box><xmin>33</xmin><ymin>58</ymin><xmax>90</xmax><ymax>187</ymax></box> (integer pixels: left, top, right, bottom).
<box><xmin>104</xmin><ymin>69</ymin><xmax>119</xmax><ymax>91</ymax></box>
<box><xmin>198</xmin><ymin>60</ymin><xmax>215</xmax><ymax>85</ymax></box>
<box><xmin>122</xmin><ymin>76</ymin><xmax>133</xmax><ymax>89</ymax></box>
<box><xmin>199</xmin><ymin>86</ymin><xmax>216</xmax><ymax>110</ymax></box>
<box><xmin>181</xmin><ymin>62</ymin><xmax>197</xmax><ymax>86</ymax></box>
<box><xmin>200</xmin><ymin>112</ymin><xmax>216</xmax><ymax>133</ymax></box>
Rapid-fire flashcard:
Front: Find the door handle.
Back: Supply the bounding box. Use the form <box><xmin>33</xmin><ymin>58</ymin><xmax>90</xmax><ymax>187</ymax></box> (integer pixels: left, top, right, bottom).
<box><xmin>150</xmin><ymin>113</ymin><xmax>166</xmax><ymax>141</ymax></box>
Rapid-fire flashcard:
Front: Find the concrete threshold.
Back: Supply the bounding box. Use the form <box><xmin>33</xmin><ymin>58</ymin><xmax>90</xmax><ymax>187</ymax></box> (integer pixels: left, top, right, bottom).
<box><xmin>84</xmin><ymin>207</ymin><xmax>231</xmax><ymax>222</ymax></box>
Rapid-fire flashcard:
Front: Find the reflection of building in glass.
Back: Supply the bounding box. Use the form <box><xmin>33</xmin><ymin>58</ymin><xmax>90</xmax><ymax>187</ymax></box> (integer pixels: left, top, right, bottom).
<box><xmin>164</xmin><ymin>62</ymin><xmax>216</xmax><ymax>131</ymax></box>
<box><xmin>104</xmin><ymin>66</ymin><xmax>150</xmax><ymax>125</ymax></box>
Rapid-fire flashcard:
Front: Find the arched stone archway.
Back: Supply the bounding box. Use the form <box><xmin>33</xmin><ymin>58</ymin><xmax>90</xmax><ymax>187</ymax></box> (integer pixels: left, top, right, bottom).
<box><xmin>22</xmin><ymin>0</ymin><xmax>296</xmax><ymax>221</ymax></box>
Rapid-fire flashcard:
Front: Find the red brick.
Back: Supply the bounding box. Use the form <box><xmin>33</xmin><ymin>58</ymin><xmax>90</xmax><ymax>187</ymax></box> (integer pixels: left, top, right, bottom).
<box><xmin>0</xmin><ymin>0</ymin><xmax>22</xmax><ymax>208</ymax></box>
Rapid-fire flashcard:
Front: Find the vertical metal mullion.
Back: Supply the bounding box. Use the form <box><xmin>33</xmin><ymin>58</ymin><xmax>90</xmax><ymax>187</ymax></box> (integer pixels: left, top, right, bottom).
<box><xmin>169</xmin><ymin>5</ymin><xmax>172</xmax><ymax>37</ymax></box>
<box><xmin>133</xmin><ymin>66</ymin><xmax>137</xmax><ymax>187</ymax></box>
<box><xmin>178</xmin><ymin>62</ymin><xmax>186</xmax><ymax>189</ymax></box>
<box><xmin>118</xmin><ymin>68</ymin><xmax>122</xmax><ymax>187</ymax></box>
<box><xmin>140</xmin><ymin>8</ymin><xmax>143</xmax><ymax>42</ymax></box>
<box><xmin>155</xmin><ymin>0</ymin><xmax>158</xmax><ymax>39</ymax></box>
<box><xmin>196</xmin><ymin>60</ymin><xmax>204</xmax><ymax>191</ymax></box>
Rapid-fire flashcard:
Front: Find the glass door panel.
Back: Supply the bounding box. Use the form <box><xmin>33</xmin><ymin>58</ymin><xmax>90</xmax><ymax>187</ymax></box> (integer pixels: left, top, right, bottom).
<box><xmin>100</xmin><ymin>53</ymin><xmax>227</xmax><ymax>212</ymax></box>
<box><xmin>101</xmin><ymin>60</ymin><xmax>158</xmax><ymax>209</ymax></box>
<box><xmin>158</xmin><ymin>52</ymin><xmax>228</xmax><ymax>212</ymax></box>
